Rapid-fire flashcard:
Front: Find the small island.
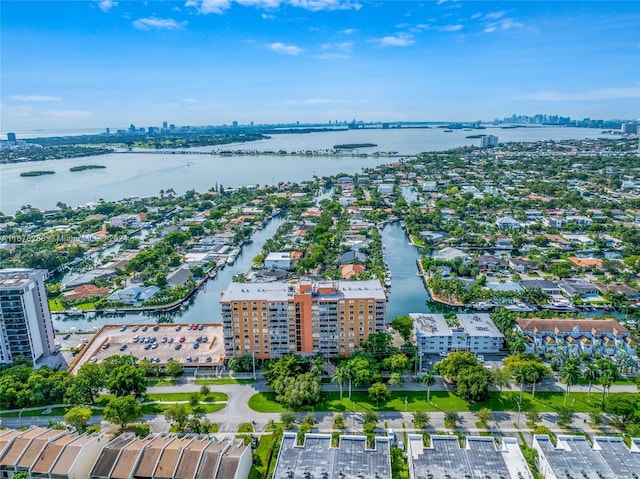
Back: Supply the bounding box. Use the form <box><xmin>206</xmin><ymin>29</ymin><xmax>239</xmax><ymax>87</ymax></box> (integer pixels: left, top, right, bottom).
<box><xmin>333</xmin><ymin>143</ymin><xmax>377</xmax><ymax>149</ymax></box>
<box><xmin>70</xmin><ymin>165</ymin><xmax>107</xmax><ymax>172</ymax></box>
<box><xmin>465</xmin><ymin>134</ymin><xmax>487</xmax><ymax>139</ymax></box>
<box><xmin>20</xmin><ymin>170</ymin><xmax>55</xmax><ymax>177</ymax></box>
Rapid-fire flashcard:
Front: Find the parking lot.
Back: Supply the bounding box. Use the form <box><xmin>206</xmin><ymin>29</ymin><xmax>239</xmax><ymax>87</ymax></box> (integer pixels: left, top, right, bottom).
<box><xmin>68</xmin><ymin>323</ymin><xmax>225</xmax><ymax>373</ymax></box>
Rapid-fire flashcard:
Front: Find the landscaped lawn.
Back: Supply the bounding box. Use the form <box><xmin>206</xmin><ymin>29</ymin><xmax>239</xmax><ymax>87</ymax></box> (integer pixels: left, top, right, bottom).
<box><xmin>145</xmin><ymin>392</ymin><xmax>228</xmax><ymax>402</ymax></box>
<box><xmin>195</xmin><ymin>378</ymin><xmax>255</xmax><ymax>385</ymax></box>
<box><xmin>148</xmin><ymin>378</ymin><xmax>178</xmax><ymax>386</ymax></box>
<box><xmin>248</xmin><ymin>390</ymin><xmax>617</xmax><ymax>414</ymax></box>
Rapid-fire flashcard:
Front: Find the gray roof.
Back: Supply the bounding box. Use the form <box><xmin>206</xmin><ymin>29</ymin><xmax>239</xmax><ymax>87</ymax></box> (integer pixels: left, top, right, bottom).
<box><xmin>64</xmin><ymin>269</ymin><xmax>117</xmax><ymax>288</ymax></box>
<box><xmin>408</xmin><ymin>435</ymin><xmax>532</xmax><ymax>479</ymax></box>
<box><xmin>535</xmin><ymin>435</ymin><xmax>640</xmax><ymax>479</ymax></box>
<box><xmin>273</xmin><ymin>433</ymin><xmax>391</xmax><ymax>479</ymax></box>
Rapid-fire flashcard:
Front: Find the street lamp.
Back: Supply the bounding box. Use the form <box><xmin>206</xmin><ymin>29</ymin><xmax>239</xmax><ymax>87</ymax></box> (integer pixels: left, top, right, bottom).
<box><xmin>19</xmin><ymin>407</ymin><xmax>25</xmax><ymax>428</ymax></box>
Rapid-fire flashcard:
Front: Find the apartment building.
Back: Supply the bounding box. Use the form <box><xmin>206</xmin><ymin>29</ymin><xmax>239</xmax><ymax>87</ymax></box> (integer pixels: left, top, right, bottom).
<box><xmin>221</xmin><ymin>280</ymin><xmax>387</xmax><ymax>359</ymax></box>
<box><xmin>0</xmin><ymin>268</ymin><xmax>55</xmax><ymax>364</ymax></box>
<box><xmin>413</xmin><ymin>313</ymin><xmax>504</xmax><ymax>356</ymax></box>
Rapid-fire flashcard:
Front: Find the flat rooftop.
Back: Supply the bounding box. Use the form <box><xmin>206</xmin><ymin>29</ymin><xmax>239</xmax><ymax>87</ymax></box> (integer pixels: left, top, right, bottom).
<box><xmin>457</xmin><ymin>313</ymin><xmax>504</xmax><ymax>338</ymax></box>
<box><xmin>273</xmin><ymin>433</ymin><xmax>391</xmax><ymax>479</ymax></box>
<box><xmin>407</xmin><ymin>435</ymin><xmax>533</xmax><ymax>479</ymax></box>
<box><xmin>412</xmin><ymin>313</ymin><xmax>449</xmax><ymax>337</ymax></box>
<box><xmin>535</xmin><ymin>435</ymin><xmax>640</xmax><ymax>479</ymax></box>
<box><xmin>69</xmin><ymin>323</ymin><xmax>225</xmax><ymax>373</ymax></box>
<box><xmin>0</xmin><ymin>268</ymin><xmax>43</xmax><ymax>289</ymax></box>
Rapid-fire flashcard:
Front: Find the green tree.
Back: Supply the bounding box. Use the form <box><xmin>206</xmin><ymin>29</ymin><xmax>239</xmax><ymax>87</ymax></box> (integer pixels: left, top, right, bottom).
<box><xmin>434</xmin><ymin>351</ymin><xmax>478</xmax><ymax>382</ymax></box>
<box><xmin>455</xmin><ymin>365</ymin><xmax>493</xmax><ymax>402</ymax></box>
<box><xmin>412</xmin><ymin>411</ymin><xmax>430</xmax><ymax>429</ymax></box>
<box><xmin>66</xmin><ymin>362</ymin><xmax>105</xmax><ymax>404</ymax></box>
<box><xmin>560</xmin><ymin>361</ymin><xmax>581</xmax><ymax>406</ymax></box>
<box><xmin>332</xmin><ymin>367</ymin><xmax>347</xmax><ymax>402</ymax></box>
<box><xmin>281</xmin><ymin>411</ymin><xmax>297</xmax><ymax>429</ymax></box>
<box><xmin>419</xmin><ymin>371</ymin><xmax>436</xmax><ymax>402</ymax></box>
<box><xmin>583</xmin><ymin>364</ymin><xmax>601</xmax><ymax>397</ymax></box>
<box><xmin>477</xmin><ymin>408</ymin><xmax>492</xmax><ymax>426</ymax></box>
<box><xmin>64</xmin><ymin>406</ymin><xmax>92</xmax><ymax>432</ymax></box>
<box><xmin>368</xmin><ymin>382</ymin><xmax>390</xmax><ymax>404</ymax></box>
<box><xmin>492</xmin><ymin>367</ymin><xmax>511</xmax><ymax>395</ymax></box>
<box><xmin>165</xmin><ymin>359</ymin><xmax>183</xmax><ymax>377</ymax></box>
<box><xmin>444</xmin><ymin>411</ymin><xmax>459</xmax><ymax>429</ymax></box>
<box><xmin>103</xmin><ymin>395</ymin><xmax>143</xmax><ymax>428</ymax></box>
<box><xmin>604</xmin><ymin>393</ymin><xmax>640</xmax><ymax>426</ymax></box>
<box><xmin>106</xmin><ymin>365</ymin><xmax>148</xmax><ymax>397</ymax></box>
<box><xmin>556</xmin><ymin>407</ymin><xmax>574</xmax><ymax>428</ymax></box>
<box><xmin>390</xmin><ymin>315</ymin><xmax>414</xmax><ymax>342</ymax></box>
<box><xmin>165</xmin><ymin>403</ymin><xmax>189</xmax><ymax>429</ymax></box>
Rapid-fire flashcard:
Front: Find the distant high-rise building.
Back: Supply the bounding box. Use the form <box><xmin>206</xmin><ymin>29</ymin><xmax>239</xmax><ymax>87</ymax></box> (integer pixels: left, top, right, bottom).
<box><xmin>232</xmin><ymin>121</ymin><xmax>238</xmax><ymax>128</ymax></box>
<box><xmin>481</xmin><ymin>135</ymin><xmax>499</xmax><ymax>147</ymax></box>
<box><xmin>105</xmin><ymin>128</ymin><xmax>110</xmax><ymax>135</ymax></box>
<box><xmin>0</xmin><ymin>268</ymin><xmax>55</xmax><ymax>364</ymax></box>
<box><xmin>129</xmin><ymin>124</ymin><xmax>136</xmax><ymax>133</ymax></box>
<box><xmin>7</xmin><ymin>132</ymin><xmax>16</xmax><ymax>143</ymax></box>
<box><xmin>162</xmin><ymin>121</ymin><xmax>168</xmax><ymax>130</ymax></box>
<box><xmin>621</xmin><ymin>122</ymin><xmax>638</xmax><ymax>134</ymax></box>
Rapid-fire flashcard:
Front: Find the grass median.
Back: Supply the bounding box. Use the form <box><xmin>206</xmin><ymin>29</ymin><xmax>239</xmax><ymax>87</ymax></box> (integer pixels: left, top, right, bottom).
<box><xmin>248</xmin><ymin>390</ymin><xmax>612</xmax><ymax>414</ymax></box>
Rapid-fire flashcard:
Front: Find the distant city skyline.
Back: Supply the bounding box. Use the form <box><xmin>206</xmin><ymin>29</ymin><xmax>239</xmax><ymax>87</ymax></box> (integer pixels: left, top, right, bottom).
<box><xmin>1</xmin><ymin>1</ymin><xmax>639</xmax><ymax>130</ymax></box>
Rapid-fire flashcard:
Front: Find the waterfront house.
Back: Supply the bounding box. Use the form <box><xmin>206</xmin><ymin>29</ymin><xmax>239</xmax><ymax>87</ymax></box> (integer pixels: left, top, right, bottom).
<box><xmin>496</xmin><ymin>216</ymin><xmax>521</xmax><ymax>230</ymax></box>
<box><xmin>516</xmin><ymin>318</ymin><xmax>632</xmax><ymax>356</ymax></box>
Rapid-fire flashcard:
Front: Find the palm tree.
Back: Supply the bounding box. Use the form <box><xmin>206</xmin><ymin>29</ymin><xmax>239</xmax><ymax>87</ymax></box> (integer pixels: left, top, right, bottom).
<box><xmin>343</xmin><ymin>364</ymin><xmax>353</xmax><ymax>401</ymax></box>
<box><xmin>515</xmin><ymin>366</ymin><xmax>529</xmax><ymax>405</ymax></box>
<box><xmin>509</xmin><ymin>332</ymin><xmax>527</xmax><ymax>355</ymax></box>
<box><xmin>526</xmin><ymin>365</ymin><xmax>542</xmax><ymax>401</ymax></box>
<box><xmin>332</xmin><ymin>368</ymin><xmax>347</xmax><ymax>403</ymax></box>
<box><xmin>597</xmin><ymin>360</ymin><xmax>620</xmax><ymax>402</ymax></box>
<box><xmin>419</xmin><ymin>370</ymin><xmax>436</xmax><ymax>402</ymax></box>
<box><xmin>560</xmin><ymin>362</ymin><xmax>581</xmax><ymax>406</ymax></box>
<box><xmin>583</xmin><ymin>364</ymin><xmax>601</xmax><ymax>397</ymax></box>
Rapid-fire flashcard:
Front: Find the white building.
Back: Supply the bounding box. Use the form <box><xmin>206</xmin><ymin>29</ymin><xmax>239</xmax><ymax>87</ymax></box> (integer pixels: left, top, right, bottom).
<box><xmin>413</xmin><ymin>313</ymin><xmax>504</xmax><ymax>356</ymax></box>
<box><xmin>496</xmin><ymin>216</ymin><xmax>522</xmax><ymax>230</ymax></box>
<box><xmin>263</xmin><ymin>252</ymin><xmax>292</xmax><ymax>270</ymax></box>
<box><xmin>481</xmin><ymin>135</ymin><xmax>499</xmax><ymax>147</ymax></box>
<box><xmin>0</xmin><ymin>268</ymin><xmax>56</xmax><ymax>364</ymax></box>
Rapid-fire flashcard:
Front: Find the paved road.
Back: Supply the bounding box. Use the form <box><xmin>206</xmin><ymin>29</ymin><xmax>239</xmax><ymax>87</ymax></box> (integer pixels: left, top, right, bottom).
<box><xmin>2</xmin><ymin>374</ymin><xmax>634</xmax><ymax>440</ymax></box>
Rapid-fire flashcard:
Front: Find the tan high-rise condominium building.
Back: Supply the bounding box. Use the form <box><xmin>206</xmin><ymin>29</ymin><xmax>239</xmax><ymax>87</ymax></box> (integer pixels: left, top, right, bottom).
<box><xmin>221</xmin><ymin>280</ymin><xmax>387</xmax><ymax>359</ymax></box>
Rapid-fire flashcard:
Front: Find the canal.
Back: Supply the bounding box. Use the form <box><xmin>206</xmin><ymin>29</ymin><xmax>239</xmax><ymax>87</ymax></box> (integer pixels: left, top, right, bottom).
<box><xmin>382</xmin><ymin>221</ymin><xmax>431</xmax><ymax>320</ymax></box>
<box><xmin>52</xmin><ymin>214</ymin><xmax>432</xmax><ymax>332</ymax></box>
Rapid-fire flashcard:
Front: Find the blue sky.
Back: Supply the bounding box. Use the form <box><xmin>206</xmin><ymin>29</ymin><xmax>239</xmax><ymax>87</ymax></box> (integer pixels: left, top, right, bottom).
<box><xmin>1</xmin><ymin>0</ymin><xmax>639</xmax><ymax>130</ymax></box>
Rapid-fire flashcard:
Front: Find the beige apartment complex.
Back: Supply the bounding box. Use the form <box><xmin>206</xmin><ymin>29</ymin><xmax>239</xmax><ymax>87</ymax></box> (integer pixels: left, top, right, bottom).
<box><xmin>221</xmin><ymin>280</ymin><xmax>387</xmax><ymax>359</ymax></box>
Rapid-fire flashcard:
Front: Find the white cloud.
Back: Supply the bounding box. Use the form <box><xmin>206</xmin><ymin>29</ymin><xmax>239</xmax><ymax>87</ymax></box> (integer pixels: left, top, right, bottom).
<box><xmin>9</xmin><ymin>95</ymin><xmax>62</xmax><ymax>103</ymax></box>
<box><xmin>321</xmin><ymin>41</ymin><xmax>353</xmax><ymax>51</ymax></box>
<box><xmin>314</xmin><ymin>52</ymin><xmax>349</xmax><ymax>60</ymax></box>
<box><xmin>186</xmin><ymin>0</ymin><xmax>360</xmax><ymax>14</ymax></box>
<box><xmin>96</xmin><ymin>0</ymin><xmax>118</xmax><ymax>13</ymax></box>
<box><xmin>514</xmin><ymin>87</ymin><xmax>640</xmax><ymax>102</ymax></box>
<box><xmin>261</xmin><ymin>13</ymin><xmax>276</xmax><ymax>19</ymax></box>
<box><xmin>185</xmin><ymin>0</ymin><xmax>231</xmax><ymax>15</ymax></box>
<box><xmin>342</xmin><ymin>28</ymin><xmax>357</xmax><ymax>34</ymax></box>
<box><xmin>268</xmin><ymin>42</ymin><xmax>303</xmax><ymax>55</ymax></box>
<box><xmin>133</xmin><ymin>17</ymin><xmax>188</xmax><ymax>30</ymax></box>
<box><xmin>484</xmin><ymin>11</ymin><xmax>506</xmax><ymax>20</ymax></box>
<box><xmin>439</xmin><ymin>24</ymin><xmax>463</xmax><ymax>32</ymax></box>
<box><xmin>484</xmin><ymin>18</ymin><xmax>523</xmax><ymax>33</ymax></box>
<box><xmin>372</xmin><ymin>33</ymin><xmax>414</xmax><ymax>47</ymax></box>
<box><xmin>289</xmin><ymin>0</ymin><xmax>361</xmax><ymax>11</ymax></box>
